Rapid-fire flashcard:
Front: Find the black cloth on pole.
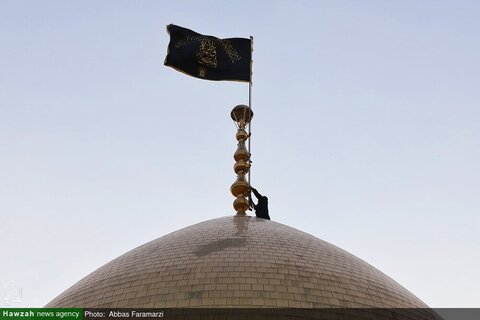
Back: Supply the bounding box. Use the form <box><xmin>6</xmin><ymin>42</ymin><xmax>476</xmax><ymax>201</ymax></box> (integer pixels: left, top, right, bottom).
<box><xmin>164</xmin><ymin>24</ymin><xmax>251</xmax><ymax>82</ymax></box>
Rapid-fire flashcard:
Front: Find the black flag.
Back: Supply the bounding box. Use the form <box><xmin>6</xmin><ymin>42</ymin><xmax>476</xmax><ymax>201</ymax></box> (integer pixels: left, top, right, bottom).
<box><xmin>164</xmin><ymin>24</ymin><xmax>251</xmax><ymax>82</ymax></box>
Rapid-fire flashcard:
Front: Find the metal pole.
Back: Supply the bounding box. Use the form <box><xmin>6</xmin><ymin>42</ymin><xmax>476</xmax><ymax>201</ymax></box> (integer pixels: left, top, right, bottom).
<box><xmin>248</xmin><ymin>36</ymin><xmax>253</xmax><ymax>188</ymax></box>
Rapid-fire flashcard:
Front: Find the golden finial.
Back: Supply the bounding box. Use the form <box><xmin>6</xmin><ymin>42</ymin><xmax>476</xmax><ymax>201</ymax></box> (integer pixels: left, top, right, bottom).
<box><xmin>230</xmin><ymin>105</ymin><xmax>253</xmax><ymax>215</ymax></box>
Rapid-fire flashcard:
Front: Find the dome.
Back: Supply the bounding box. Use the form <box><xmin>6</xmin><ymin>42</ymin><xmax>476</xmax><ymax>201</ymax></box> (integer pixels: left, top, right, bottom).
<box><xmin>47</xmin><ymin>216</ymin><xmax>430</xmax><ymax>311</ymax></box>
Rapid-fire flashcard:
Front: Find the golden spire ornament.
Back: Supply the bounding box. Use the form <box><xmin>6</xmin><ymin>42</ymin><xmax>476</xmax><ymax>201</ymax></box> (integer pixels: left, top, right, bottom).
<box><xmin>230</xmin><ymin>105</ymin><xmax>253</xmax><ymax>215</ymax></box>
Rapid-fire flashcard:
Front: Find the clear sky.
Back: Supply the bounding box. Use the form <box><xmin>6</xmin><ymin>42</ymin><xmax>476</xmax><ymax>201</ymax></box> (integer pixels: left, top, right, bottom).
<box><xmin>1</xmin><ymin>0</ymin><xmax>479</xmax><ymax>308</ymax></box>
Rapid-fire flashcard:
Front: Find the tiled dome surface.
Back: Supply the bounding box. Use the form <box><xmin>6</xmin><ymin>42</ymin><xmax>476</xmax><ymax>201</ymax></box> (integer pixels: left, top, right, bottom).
<box><xmin>47</xmin><ymin>216</ymin><xmax>428</xmax><ymax>308</ymax></box>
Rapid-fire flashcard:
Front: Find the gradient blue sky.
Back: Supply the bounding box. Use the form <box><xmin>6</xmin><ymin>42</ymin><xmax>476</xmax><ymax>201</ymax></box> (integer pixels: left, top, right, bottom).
<box><xmin>1</xmin><ymin>0</ymin><xmax>479</xmax><ymax>307</ymax></box>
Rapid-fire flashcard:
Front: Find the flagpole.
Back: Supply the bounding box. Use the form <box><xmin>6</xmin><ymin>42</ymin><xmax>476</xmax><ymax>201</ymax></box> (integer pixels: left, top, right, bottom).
<box><xmin>248</xmin><ymin>81</ymin><xmax>252</xmax><ymax>186</ymax></box>
<box><xmin>248</xmin><ymin>36</ymin><xmax>253</xmax><ymax>190</ymax></box>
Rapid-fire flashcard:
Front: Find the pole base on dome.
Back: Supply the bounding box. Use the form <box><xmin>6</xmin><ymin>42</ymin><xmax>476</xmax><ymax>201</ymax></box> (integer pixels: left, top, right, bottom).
<box><xmin>233</xmin><ymin>195</ymin><xmax>249</xmax><ymax>215</ymax></box>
